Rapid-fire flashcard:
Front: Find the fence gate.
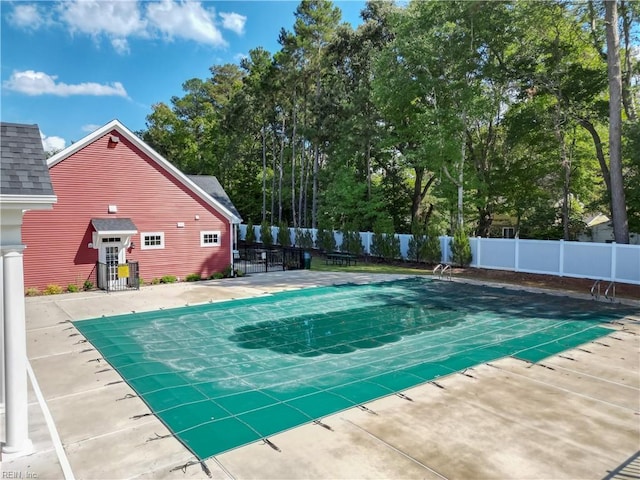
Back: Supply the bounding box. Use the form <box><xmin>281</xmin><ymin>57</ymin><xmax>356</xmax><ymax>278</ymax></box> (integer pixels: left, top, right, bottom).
<box><xmin>235</xmin><ymin>244</ymin><xmax>305</xmax><ymax>275</ymax></box>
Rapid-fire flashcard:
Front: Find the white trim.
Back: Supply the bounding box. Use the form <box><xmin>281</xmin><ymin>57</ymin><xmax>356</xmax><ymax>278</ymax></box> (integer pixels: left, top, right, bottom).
<box><xmin>27</xmin><ymin>361</ymin><xmax>75</xmax><ymax>479</ymax></box>
<box><xmin>93</xmin><ymin>230</ymin><xmax>137</xmax><ymax>236</ymax></box>
<box><xmin>47</xmin><ymin>120</ymin><xmax>241</xmax><ymax>223</ymax></box>
<box><xmin>141</xmin><ymin>232</ymin><xmax>165</xmax><ymax>250</ymax></box>
<box><xmin>201</xmin><ymin>230</ymin><xmax>221</xmax><ymax>247</ymax></box>
<box><xmin>0</xmin><ymin>194</ymin><xmax>57</xmax><ymax>210</ymax></box>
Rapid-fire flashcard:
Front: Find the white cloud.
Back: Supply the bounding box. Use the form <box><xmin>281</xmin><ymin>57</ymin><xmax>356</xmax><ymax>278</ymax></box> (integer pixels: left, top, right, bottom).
<box><xmin>58</xmin><ymin>0</ymin><xmax>147</xmax><ymax>38</ymax></box>
<box><xmin>220</xmin><ymin>12</ymin><xmax>246</xmax><ymax>35</ymax></box>
<box><xmin>3</xmin><ymin>70</ymin><xmax>129</xmax><ymax>98</ymax></box>
<box><xmin>111</xmin><ymin>38</ymin><xmax>130</xmax><ymax>55</ymax></box>
<box><xmin>146</xmin><ymin>0</ymin><xmax>226</xmax><ymax>46</ymax></box>
<box><xmin>40</xmin><ymin>131</ymin><xmax>66</xmax><ymax>154</ymax></box>
<box><xmin>7</xmin><ymin>4</ymin><xmax>46</xmax><ymax>30</ymax></box>
<box><xmin>7</xmin><ymin>0</ymin><xmax>231</xmax><ymax>53</ymax></box>
<box><xmin>81</xmin><ymin>124</ymin><xmax>102</xmax><ymax>133</ymax></box>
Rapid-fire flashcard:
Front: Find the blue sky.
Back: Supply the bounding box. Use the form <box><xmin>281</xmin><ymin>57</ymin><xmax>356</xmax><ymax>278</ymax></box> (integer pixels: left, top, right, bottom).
<box><xmin>1</xmin><ymin>1</ymin><xmax>366</xmax><ymax>152</ymax></box>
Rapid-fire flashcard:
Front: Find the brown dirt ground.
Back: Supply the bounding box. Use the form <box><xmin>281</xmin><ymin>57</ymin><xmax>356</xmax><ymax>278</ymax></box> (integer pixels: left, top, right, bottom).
<box><xmin>451</xmin><ymin>267</ymin><xmax>640</xmax><ymax>301</ymax></box>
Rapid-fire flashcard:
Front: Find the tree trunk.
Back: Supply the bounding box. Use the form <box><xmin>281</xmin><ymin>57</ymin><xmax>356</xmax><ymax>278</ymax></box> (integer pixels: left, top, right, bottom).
<box><xmin>576</xmin><ymin>117</ymin><xmax>611</xmax><ymax>199</ymax></box>
<box><xmin>278</xmin><ymin>116</ymin><xmax>285</xmax><ymax>224</ymax></box>
<box><xmin>261</xmin><ymin>126</ymin><xmax>267</xmax><ymax>223</ymax></box>
<box><xmin>605</xmin><ymin>0</ymin><xmax>630</xmax><ymax>244</ymax></box>
<box><xmin>312</xmin><ymin>144</ymin><xmax>319</xmax><ymax>229</ymax></box>
<box><xmin>620</xmin><ymin>1</ymin><xmax>637</xmax><ymax>121</ymax></box>
<box><xmin>291</xmin><ymin>91</ymin><xmax>298</xmax><ymax>228</ymax></box>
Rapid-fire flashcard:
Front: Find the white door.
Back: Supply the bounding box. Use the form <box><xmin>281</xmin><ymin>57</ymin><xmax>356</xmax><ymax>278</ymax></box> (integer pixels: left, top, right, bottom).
<box><xmin>99</xmin><ymin>240</ymin><xmax>125</xmax><ymax>289</ymax></box>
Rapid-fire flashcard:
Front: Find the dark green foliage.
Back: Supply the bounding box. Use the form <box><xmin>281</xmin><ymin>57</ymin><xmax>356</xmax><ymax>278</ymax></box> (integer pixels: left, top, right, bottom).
<box><xmin>245</xmin><ymin>220</ymin><xmax>256</xmax><ymax>244</ymax></box>
<box><xmin>371</xmin><ymin>219</ymin><xmax>400</xmax><ymax>260</ymax></box>
<box><xmin>277</xmin><ymin>221</ymin><xmax>291</xmax><ymax>246</ymax></box>
<box><xmin>260</xmin><ymin>221</ymin><xmax>273</xmax><ymax>246</ymax></box>
<box><xmin>295</xmin><ymin>228</ymin><xmax>314</xmax><ymax>249</ymax></box>
<box><xmin>83</xmin><ymin>280</ymin><xmax>94</xmax><ymax>291</ymax></box>
<box><xmin>316</xmin><ymin>227</ymin><xmax>336</xmax><ymax>253</ymax></box>
<box><xmin>209</xmin><ymin>272</ymin><xmax>224</xmax><ymax>280</ymax></box>
<box><xmin>160</xmin><ymin>275</ymin><xmax>178</xmax><ymax>284</ymax></box>
<box><xmin>450</xmin><ymin>228</ymin><xmax>472</xmax><ymax>267</ymax></box>
<box><xmin>407</xmin><ymin>222</ymin><xmax>428</xmax><ymax>263</ymax></box>
<box><xmin>340</xmin><ymin>229</ymin><xmax>364</xmax><ymax>255</ymax></box>
<box><xmin>222</xmin><ymin>264</ymin><xmax>233</xmax><ymax>278</ymax></box>
<box><xmin>424</xmin><ymin>225</ymin><xmax>443</xmax><ymax>265</ymax></box>
<box><xmin>67</xmin><ymin>284</ymin><xmax>79</xmax><ymax>293</ymax></box>
<box><xmin>185</xmin><ymin>273</ymin><xmax>202</xmax><ymax>282</ymax></box>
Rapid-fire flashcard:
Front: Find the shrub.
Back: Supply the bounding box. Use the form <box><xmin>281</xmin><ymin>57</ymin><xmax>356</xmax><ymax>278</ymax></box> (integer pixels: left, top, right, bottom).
<box><xmin>67</xmin><ymin>284</ymin><xmax>79</xmax><ymax>293</ymax></box>
<box><xmin>424</xmin><ymin>226</ymin><xmax>443</xmax><ymax>264</ymax></box>
<box><xmin>151</xmin><ymin>278</ymin><xmax>160</xmax><ymax>285</ymax></box>
<box><xmin>245</xmin><ymin>220</ymin><xmax>256</xmax><ymax>244</ymax></box>
<box><xmin>316</xmin><ymin>227</ymin><xmax>336</xmax><ymax>253</ymax></box>
<box><xmin>260</xmin><ymin>221</ymin><xmax>273</xmax><ymax>246</ymax></box>
<box><xmin>160</xmin><ymin>275</ymin><xmax>177</xmax><ymax>284</ymax></box>
<box><xmin>83</xmin><ymin>280</ymin><xmax>94</xmax><ymax>291</ymax></box>
<box><xmin>139</xmin><ymin>278</ymin><xmax>145</xmax><ymax>286</ymax></box>
<box><xmin>25</xmin><ymin>287</ymin><xmax>40</xmax><ymax>297</ymax></box>
<box><xmin>222</xmin><ymin>264</ymin><xmax>233</xmax><ymax>278</ymax></box>
<box><xmin>209</xmin><ymin>272</ymin><xmax>224</xmax><ymax>280</ymax></box>
<box><xmin>407</xmin><ymin>223</ymin><xmax>427</xmax><ymax>263</ymax></box>
<box><xmin>341</xmin><ymin>229</ymin><xmax>364</xmax><ymax>255</ymax></box>
<box><xmin>295</xmin><ymin>228</ymin><xmax>314</xmax><ymax>249</ymax></box>
<box><xmin>371</xmin><ymin>219</ymin><xmax>400</xmax><ymax>261</ymax></box>
<box><xmin>277</xmin><ymin>221</ymin><xmax>291</xmax><ymax>247</ymax></box>
<box><xmin>44</xmin><ymin>284</ymin><xmax>64</xmax><ymax>295</ymax></box>
<box><xmin>450</xmin><ymin>228</ymin><xmax>472</xmax><ymax>267</ymax></box>
<box><xmin>185</xmin><ymin>273</ymin><xmax>202</xmax><ymax>282</ymax></box>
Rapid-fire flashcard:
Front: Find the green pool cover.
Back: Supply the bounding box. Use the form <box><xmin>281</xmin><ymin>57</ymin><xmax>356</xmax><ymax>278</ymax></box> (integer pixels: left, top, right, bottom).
<box><xmin>74</xmin><ymin>277</ymin><xmax>631</xmax><ymax>460</ymax></box>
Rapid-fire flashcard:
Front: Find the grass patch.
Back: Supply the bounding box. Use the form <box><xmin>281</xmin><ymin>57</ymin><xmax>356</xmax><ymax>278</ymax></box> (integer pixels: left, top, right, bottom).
<box><xmin>311</xmin><ymin>258</ymin><xmax>430</xmax><ymax>276</ymax></box>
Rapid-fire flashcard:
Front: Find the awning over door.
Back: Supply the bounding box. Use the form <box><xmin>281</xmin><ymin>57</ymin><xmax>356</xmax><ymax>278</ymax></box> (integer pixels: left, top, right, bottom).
<box><xmin>91</xmin><ymin>218</ymin><xmax>138</xmax><ymax>235</ymax></box>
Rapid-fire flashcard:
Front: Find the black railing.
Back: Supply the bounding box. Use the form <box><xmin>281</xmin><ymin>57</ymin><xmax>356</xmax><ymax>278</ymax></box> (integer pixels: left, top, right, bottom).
<box><xmin>235</xmin><ymin>244</ymin><xmax>306</xmax><ymax>275</ymax></box>
<box><xmin>96</xmin><ymin>261</ymin><xmax>140</xmax><ymax>292</ymax></box>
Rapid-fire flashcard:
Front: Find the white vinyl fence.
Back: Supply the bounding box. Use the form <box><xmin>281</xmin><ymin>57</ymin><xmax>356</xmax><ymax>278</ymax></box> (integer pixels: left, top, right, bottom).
<box><xmin>239</xmin><ymin>225</ymin><xmax>640</xmax><ymax>285</ymax></box>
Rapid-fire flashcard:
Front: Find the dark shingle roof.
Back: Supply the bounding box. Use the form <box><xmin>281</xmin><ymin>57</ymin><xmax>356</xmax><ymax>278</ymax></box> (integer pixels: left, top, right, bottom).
<box><xmin>187</xmin><ymin>175</ymin><xmax>242</xmax><ymax>221</ymax></box>
<box><xmin>1</xmin><ymin>122</ymin><xmax>55</xmax><ymax>196</ymax></box>
<box><xmin>91</xmin><ymin>218</ymin><xmax>138</xmax><ymax>233</ymax></box>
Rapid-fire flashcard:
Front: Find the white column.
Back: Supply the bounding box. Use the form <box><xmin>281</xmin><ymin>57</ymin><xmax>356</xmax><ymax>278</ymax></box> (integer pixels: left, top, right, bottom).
<box><xmin>2</xmin><ymin>245</ymin><xmax>33</xmax><ymax>456</ymax></box>
<box><xmin>0</xmin><ymin>255</ymin><xmax>4</xmax><ymax>413</ymax></box>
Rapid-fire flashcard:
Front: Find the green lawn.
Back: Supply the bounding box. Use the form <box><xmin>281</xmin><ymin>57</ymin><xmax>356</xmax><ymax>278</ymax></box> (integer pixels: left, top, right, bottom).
<box><xmin>310</xmin><ymin>257</ymin><xmax>431</xmax><ymax>276</ymax></box>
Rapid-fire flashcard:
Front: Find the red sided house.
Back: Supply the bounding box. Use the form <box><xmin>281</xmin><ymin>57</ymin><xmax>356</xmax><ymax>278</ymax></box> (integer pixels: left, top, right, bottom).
<box><xmin>22</xmin><ymin>120</ymin><xmax>242</xmax><ymax>292</ymax></box>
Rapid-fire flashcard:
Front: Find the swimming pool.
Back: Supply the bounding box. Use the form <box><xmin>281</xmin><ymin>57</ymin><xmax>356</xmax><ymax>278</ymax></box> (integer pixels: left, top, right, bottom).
<box><xmin>74</xmin><ymin>277</ymin><xmax>629</xmax><ymax>460</ymax></box>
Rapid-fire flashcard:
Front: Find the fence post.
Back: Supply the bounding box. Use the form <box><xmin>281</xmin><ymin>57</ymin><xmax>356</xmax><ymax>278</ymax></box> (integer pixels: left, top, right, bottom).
<box><xmin>476</xmin><ymin>236</ymin><xmax>481</xmax><ymax>268</ymax></box>
<box><xmin>611</xmin><ymin>242</ymin><xmax>617</xmax><ymax>282</ymax></box>
<box><xmin>559</xmin><ymin>240</ymin><xmax>564</xmax><ymax>277</ymax></box>
<box><xmin>514</xmin><ymin>237</ymin><xmax>519</xmax><ymax>272</ymax></box>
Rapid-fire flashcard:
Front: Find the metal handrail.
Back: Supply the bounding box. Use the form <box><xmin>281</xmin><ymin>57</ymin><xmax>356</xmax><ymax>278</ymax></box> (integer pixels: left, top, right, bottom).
<box><xmin>604</xmin><ymin>282</ymin><xmax>616</xmax><ymax>302</ymax></box>
<box><xmin>433</xmin><ymin>263</ymin><xmax>452</xmax><ymax>281</ymax></box>
<box><xmin>590</xmin><ymin>279</ymin><xmax>601</xmax><ymax>300</ymax></box>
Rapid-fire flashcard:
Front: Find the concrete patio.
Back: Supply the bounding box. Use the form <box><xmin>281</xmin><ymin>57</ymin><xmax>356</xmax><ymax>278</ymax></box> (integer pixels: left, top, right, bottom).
<box><xmin>1</xmin><ymin>271</ymin><xmax>639</xmax><ymax>479</ymax></box>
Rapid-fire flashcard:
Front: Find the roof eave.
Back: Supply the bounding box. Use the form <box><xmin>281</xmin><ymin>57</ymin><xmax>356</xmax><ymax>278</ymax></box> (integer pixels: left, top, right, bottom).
<box><xmin>0</xmin><ymin>194</ymin><xmax>57</xmax><ymax>211</ymax></box>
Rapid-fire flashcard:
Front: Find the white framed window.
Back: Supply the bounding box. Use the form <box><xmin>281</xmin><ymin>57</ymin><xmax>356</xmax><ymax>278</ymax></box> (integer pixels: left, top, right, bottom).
<box><xmin>502</xmin><ymin>227</ymin><xmax>515</xmax><ymax>239</ymax></box>
<box><xmin>141</xmin><ymin>232</ymin><xmax>165</xmax><ymax>250</ymax></box>
<box><xmin>201</xmin><ymin>230</ymin><xmax>221</xmax><ymax>247</ymax></box>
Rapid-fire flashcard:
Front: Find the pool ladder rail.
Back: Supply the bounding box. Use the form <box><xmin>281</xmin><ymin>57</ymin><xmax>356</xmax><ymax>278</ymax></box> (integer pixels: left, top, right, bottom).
<box><xmin>590</xmin><ymin>279</ymin><xmax>616</xmax><ymax>302</ymax></box>
<box><xmin>433</xmin><ymin>263</ymin><xmax>452</xmax><ymax>281</ymax></box>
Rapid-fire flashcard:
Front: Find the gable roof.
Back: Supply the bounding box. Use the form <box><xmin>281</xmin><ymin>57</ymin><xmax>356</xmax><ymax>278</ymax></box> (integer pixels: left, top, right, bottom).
<box><xmin>1</xmin><ymin>122</ymin><xmax>55</xmax><ymax>197</ymax></box>
<box><xmin>91</xmin><ymin>218</ymin><xmax>138</xmax><ymax>234</ymax></box>
<box><xmin>47</xmin><ymin>120</ymin><xmax>242</xmax><ymax>224</ymax></box>
<box><xmin>187</xmin><ymin>175</ymin><xmax>242</xmax><ymax>220</ymax></box>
